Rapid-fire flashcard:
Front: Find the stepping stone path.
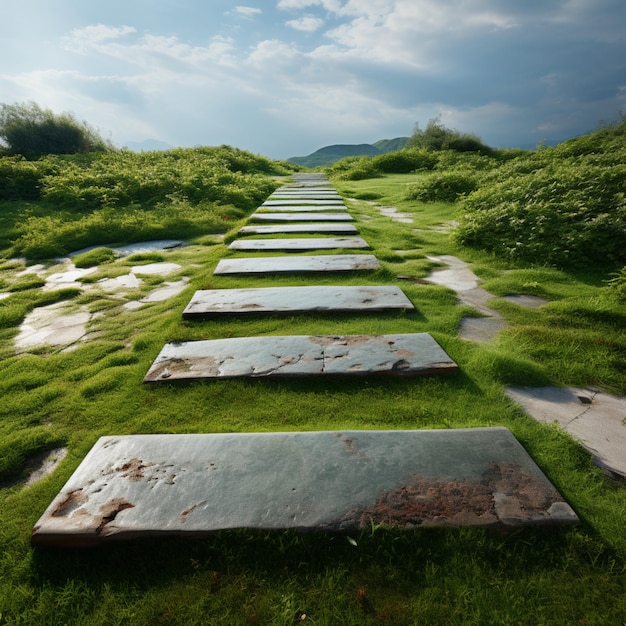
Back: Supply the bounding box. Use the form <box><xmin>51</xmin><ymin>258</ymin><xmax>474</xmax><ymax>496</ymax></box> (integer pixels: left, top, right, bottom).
<box><xmin>250</xmin><ymin>212</ymin><xmax>353</xmax><ymax>222</ymax></box>
<box><xmin>31</xmin><ymin>428</ymin><xmax>577</xmax><ymax>546</ymax></box>
<box><xmin>33</xmin><ymin>173</ymin><xmax>577</xmax><ymax>545</ymax></box>
<box><xmin>182</xmin><ymin>286</ymin><xmax>414</xmax><ymax>317</ymax></box>
<box><xmin>228</xmin><ymin>237</ymin><xmax>368</xmax><ymax>251</ymax></box>
<box><xmin>239</xmin><ymin>223</ymin><xmax>358</xmax><ymax>235</ymax></box>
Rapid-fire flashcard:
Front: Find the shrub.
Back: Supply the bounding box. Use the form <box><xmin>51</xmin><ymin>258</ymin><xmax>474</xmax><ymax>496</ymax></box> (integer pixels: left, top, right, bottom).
<box><xmin>0</xmin><ymin>101</ymin><xmax>112</xmax><ymax>159</ymax></box>
<box><xmin>371</xmin><ymin>149</ymin><xmax>437</xmax><ymax>173</ymax></box>
<box><xmin>407</xmin><ymin>171</ymin><xmax>478</xmax><ymax>202</ymax></box>
<box><xmin>0</xmin><ymin>156</ymin><xmax>43</xmax><ymax>200</ymax></box>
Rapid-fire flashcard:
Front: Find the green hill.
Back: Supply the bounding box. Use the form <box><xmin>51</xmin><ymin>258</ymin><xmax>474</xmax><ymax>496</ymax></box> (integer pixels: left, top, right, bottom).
<box><xmin>289</xmin><ymin>137</ymin><xmax>409</xmax><ymax>167</ymax></box>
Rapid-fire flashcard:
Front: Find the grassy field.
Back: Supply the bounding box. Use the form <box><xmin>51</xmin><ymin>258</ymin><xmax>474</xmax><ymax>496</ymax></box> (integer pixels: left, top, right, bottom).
<box><xmin>0</xmin><ymin>167</ymin><xmax>625</xmax><ymax>624</ymax></box>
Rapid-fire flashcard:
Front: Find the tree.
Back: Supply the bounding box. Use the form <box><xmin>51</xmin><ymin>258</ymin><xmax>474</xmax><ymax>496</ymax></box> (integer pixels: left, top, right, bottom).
<box><xmin>408</xmin><ymin>116</ymin><xmax>493</xmax><ymax>155</ymax></box>
<box><xmin>0</xmin><ymin>101</ymin><xmax>113</xmax><ymax>159</ymax></box>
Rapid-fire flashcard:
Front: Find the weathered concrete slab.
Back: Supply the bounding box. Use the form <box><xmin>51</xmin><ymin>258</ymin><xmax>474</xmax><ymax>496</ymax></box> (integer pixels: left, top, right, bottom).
<box><xmin>239</xmin><ymin>223</ymin><xmax>358</xmax><ymax>235</ymax></box>
<box><xmin>228</xmin><ymin>237</ymin><xmax>369</xmax><ymax>251</ymax></box>
<box><xmin>506</xmin><ymin>386</ymin><xmax>626</xmax><ymax>477</ymax></box>
<box><xmin>31</xmin><ymin>427</ymin><xmax>578</xmax><ymax>546</ymax></box>
<box><xmin>143</xmin><ymin>333</ymin><xmax>457</xmax><ymax>381</ymax></box>
<box><xmin>255</xmin><ymin>206</ymin><xmax>347</xmax><ymax>212</ymax></box>
<box><xmin>263</xmin><ymin>199</ymin><xmax>345</xmax><ymax>206</ymax></box>
<box><xmin>271</xmin><ymin>193</ymin><xmax>341</xmax><ymax>198</ymax></box>
<box><xmin>214</xmin><ymin>254</ymin><xmax>380</xmax><ymax>275</ymax></box>
<box><xmin>250</xmin><ymin>213</ymin><xmax>354</xmax><ymax>222</ymax></box>
<box><xmin>182</xmin><ymin>286</ymin><xmax>415</xmax><ymax>317</ymax></box>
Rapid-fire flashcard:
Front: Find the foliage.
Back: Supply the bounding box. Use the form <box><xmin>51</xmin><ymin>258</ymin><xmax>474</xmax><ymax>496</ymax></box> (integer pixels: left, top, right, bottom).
<box><xmin>0</xmin><ymin>145</ymin><xmax>288</xmax><ymax>259</ymax></box>
<box><xmin>407</xmin><ymin>171</ymin><xmax>479</xmax><ymax>202</ymax></box>
<box><xmin>0</xmin><ymin>101</ymin><xmax>113</xmax><ymax>160</ymax></box>
<box><xmin>455</xmin><ymin>119</ymin><xmax>626</xmax><ymax>268</ymax></box>
<box><xmin>408</xmin><ymin>116</ymin><xmax>494</xmax><ymax>155</ymax></box>
<box><xmin>371</xmin><ymin>148</ymin><xmax>438</xmax><ymax>173</ymax></box>
<box><xmin>607</xmin><ymin>266</ymin><xmax>626</xmax><ymax>301</ymax></box>
<box><xmin>0</xmin><ymin>156</ymin><xmax>43</xmax><ymax>200</ymax></box>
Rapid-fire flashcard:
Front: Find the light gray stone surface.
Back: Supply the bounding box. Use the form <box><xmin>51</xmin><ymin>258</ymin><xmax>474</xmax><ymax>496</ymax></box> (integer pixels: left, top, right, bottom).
<box><xmin>239</xmin><ymin>223</ymin><xmax>358</xmax><ymax>235</ymax></box>
<box><xmin>182</xmin><ymin>285</ymin><xmax>414</xmax><ymax>317</ymax></box>
<box><xmin>262</xmin><ymin>199</ymin><xmax>345</xmax><ymax>206</ymax></box>
<box><xmin>214</xmin><ymin>254</ymin><xmax>380</xmax><ymax>275</ymax></box>
<box><xmin>228</xmin><ymin>237</ymin><xmax>369</xmax><ymax>251</ymax></box>
<box><xmin>255</xmin><ymin>206</ymin><xmax>347</xmax><ymax>212</ymax></box>
<box><xmin>251</xmin><ymin>212</ymin><xmax>354</xmax><ymax>222</ymax></box>
<box><xmin>144</xmin><ymin>333</ymin><xmax>457</xmax><ymax>381</ymax></box>
<box><xmin>31</xmin><ymin>427</ymin><xmax>578</xmax><ymax>546</ymax></box>
<box><xmin>506</xmin><ymin>386</ymin><xmax>626</xmax><ymax>477</ymax></box>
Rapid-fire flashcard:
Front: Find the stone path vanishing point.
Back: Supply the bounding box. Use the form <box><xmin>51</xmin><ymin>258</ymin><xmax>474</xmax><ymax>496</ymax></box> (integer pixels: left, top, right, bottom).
<box><xmin>31</xmin><ymin>173</ymin><xmax>581</xmax><ymax>546</ymax></box>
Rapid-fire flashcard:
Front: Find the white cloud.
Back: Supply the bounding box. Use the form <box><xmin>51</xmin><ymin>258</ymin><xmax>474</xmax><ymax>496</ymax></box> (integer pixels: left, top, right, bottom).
<box><xmin>62</xmin><ymin>24</ymin><xmax>136</xmax><ymax>54</ymax></box>
<box><xmin>286</xmin><ymin>16</ymin><xmax>325</xmax><ymax>31</ymax></box>
<box><xmin>234</xmin><ymin>6</ymin><xmax>263</xmax><ymax>17</ymax></box>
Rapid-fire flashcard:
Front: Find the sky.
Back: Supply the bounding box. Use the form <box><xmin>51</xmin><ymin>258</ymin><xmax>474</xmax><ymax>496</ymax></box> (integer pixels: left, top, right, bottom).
<box><xmin>2</xmin><ymin>0</ymin><xmax>625</xmax><ymax>159</ymax></box>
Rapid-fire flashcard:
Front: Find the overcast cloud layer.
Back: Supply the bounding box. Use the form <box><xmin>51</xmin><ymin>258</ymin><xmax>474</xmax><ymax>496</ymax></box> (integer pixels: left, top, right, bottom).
<box><xmin>2</xmin><ymin>0</ymin><xmax>625</xmax><ymax>158</ymax></box>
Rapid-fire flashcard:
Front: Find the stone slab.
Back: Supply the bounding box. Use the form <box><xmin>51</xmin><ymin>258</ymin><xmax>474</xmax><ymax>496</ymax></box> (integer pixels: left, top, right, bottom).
<box><xmin>239</xmin><ymin>224</ymin><xmax>359</xmax><ymax>235</ymax></box>
<box><xmin>182</xmin><ymin>286</ymin><xmax>415</xmax><ymax>317</ymax></box>
<box><xmin>228</xmin><ymin>237</ymin><xmax>369</xmax><ymax>251</ymax></box>
<box><xmin>506</xmin><ymin>386</ymin><xmax>626</xmax><ymax>477</ymax></box>
<box><xmin>255</xmin><ymin>206</ymin><xmax>347</xmax><ymax>212</ymax></box>
<box><xmin>31</xmin><ymin>428</ymin><xmax>578</xmax><ymax>546</ymax></box>
<box><xmin>213</xmin><ymin>254</ymin><xmax>380</xmax><ymax>275</ymax></box>
<box><xmin>262</xmin><ymin>199</ymin><xmax>345</xmax><ymax>206</ymax></box>
<box><xmin>143</xmin><ymin>333</ymin><xmax>457</xmax><ymax>381</ymax></box>
<box><xmin>250</xmin><ymin>213</ymin><xmax>354</xmax><ymax>222</ymax></box>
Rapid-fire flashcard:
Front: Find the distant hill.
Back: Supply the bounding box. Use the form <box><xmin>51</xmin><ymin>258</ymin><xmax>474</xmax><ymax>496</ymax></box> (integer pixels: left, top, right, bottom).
<box><xmin>289</xmin><ymin>137</ymin><xmax>409</xmax><ymax>167</ymax></box>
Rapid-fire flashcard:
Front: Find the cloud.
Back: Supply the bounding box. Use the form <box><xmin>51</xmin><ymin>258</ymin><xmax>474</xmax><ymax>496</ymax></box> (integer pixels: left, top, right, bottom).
<box><xmin>285</xmin><ymin>16</ymin><xmax>325</xmax><ymax>31</ymax></box>
<box><xmin>233</xmin><ymin>6</ymin><xmax>263</xmax><ymax>18</ymax></box>
<box><xmin>62</xmin><ymin>24</ymin><xmax>136</xmax><ymax>54</ymax></box>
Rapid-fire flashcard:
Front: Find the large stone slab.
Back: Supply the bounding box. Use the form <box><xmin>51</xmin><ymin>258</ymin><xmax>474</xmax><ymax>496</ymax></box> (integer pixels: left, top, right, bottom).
<box><xmin>182</xmin><ymin>285</ymin><xmax>415</xmax><ymax>317</ymax></box>
<box><xmin>255</xmin><ymin>206</ymin><xmax>347</xmax><ymax>212</ymax></box>
<box><xmin>506</xmin><ymin>386</ymin><xmax>626</xmax><ymax>477</ymax></box>
<box><xmin>250</xmin><ymin>212</ymin><xmax>353</xmax><ymax>222</ymax></box>
<box><xmin>31</xmin><ymin>428</ymin><xmax>578</xmax><ymax>546</ymax></box>
<box><xmin>262</xmin><ymin>199</ymin><xmax>345</xmax><ymax>206</ymax></box>
<box><xmin>239</xmin><ymin>223</ymin><xmax>358</xmax><ymax>235</ymax></box>
<box><xmin>143</xmin><ymin>333</ymin><xmax>457</xmax><ymax>381</ymax></box>
<box><xmin>228</xmin><ymin>237</ymin><xmax>369</xmax><ymax>251</ymax></box>
<box><xmin>213</xmin><ymin>254</ymin><xmax>380</xmax><ymax>275</ymax></box>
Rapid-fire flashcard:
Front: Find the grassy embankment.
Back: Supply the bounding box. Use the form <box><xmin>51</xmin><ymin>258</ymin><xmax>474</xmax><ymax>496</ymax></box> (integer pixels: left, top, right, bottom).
<box><xmin>0</xmin><ymin>134</ymin><xmax>625</xmax><ymax>624</ymax></box>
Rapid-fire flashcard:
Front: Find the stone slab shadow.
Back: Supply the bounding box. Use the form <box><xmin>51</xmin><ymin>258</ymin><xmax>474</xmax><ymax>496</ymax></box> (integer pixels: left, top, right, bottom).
<box><xmin>31</xmin><ymin>428</ymin><xmax>578</xmax><ymax>546</ymax></box>
<box><xmin>213</xmin><ymin>254</ymin><xmax>380</xmax><ymax>275</ymax></box>
<box><xmin>182</xmin><ymin>285</ymin><xmax>415</xmax><ymax>318</ymax></box>
<box><xmin>143</xmin><ymin>333</ymin><xmax>458</xmax><ymax>381</ymax></box>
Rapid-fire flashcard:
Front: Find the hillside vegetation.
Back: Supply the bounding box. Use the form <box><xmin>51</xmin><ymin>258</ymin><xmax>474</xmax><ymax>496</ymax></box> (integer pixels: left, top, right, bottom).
<box><xmin>0</xmin><ymin>146</ymin><xmax>297</xmax><ymax>259</ymax></box>
<box><xmin>328</xmin><ymin>118</ymin><xmax>626</xmax><ymax>271</ymax></box>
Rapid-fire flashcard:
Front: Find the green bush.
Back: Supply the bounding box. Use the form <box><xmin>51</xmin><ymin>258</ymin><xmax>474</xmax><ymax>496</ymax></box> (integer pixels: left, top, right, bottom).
<box><xmin>371</xmin><ymin>149</ymin><xmax>437</xmax><ymax>173</ymax></box>
<box><xmin>327</xmin><ymin>156</ymin><xmax>381</xmax><ymax>180</ymax></box>
<box><xmin>0</xmin><ymin>156</ymin><xmax>43</xmax><ymax>200</ymax></box>
<box><xmin>0</xmin><ymin>101</ymin><xmax>112</xmax><ymax>160</ymax></box>
<box><xmin>406</xmin><ymin>171</ymin><xmax>478</xmax><ymax>202</ymax></box>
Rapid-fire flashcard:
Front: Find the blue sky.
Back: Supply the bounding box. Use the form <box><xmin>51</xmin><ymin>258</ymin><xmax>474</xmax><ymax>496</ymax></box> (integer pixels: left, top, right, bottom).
<box><xmin>2</xmin><ymin>0</ymin><xmax>625</xmax><ymax>158</ymax></box>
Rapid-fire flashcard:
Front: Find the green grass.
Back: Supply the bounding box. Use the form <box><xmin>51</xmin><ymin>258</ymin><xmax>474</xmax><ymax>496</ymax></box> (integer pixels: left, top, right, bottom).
<box><xmin>0</xmin><ymin>173</ymin><xmax>625</xmax><ymax>625</ymax></box>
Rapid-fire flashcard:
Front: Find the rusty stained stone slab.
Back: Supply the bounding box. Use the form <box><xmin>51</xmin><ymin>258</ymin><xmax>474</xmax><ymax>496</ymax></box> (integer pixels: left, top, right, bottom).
<box><xmin>255</xmin><ymin>205</ymin><xmax>347</xmax><ymax>212</ymax></box>
<box><xmin>214</xmin><ymin>254</ymin><xmax>380</xmax><ymax>275</ymax></box>
<box><xmin>31</xmin><ymin>428</ymin><xmax>578</xmax><ymax>546</ymax></box>
<box><xmin>262</xmin><ymin>199</ymin><xmax>345</xmax><ymax>206</ymax></box>
<box><xmin>143</xmin><ymin>333</ymin><xmax>457</xmax><ymax>381</ymax></box>
<box><xmin>239</xmin><ymin>223</ymin><xmax>358</xmax><ymax>235</ymax></box>
<box><xmin>250</xmin><ymin>212</ymin><xmax>354</xmax><ymax>222</ymax></box>
<box><xmin>182</xmin><ymin>285</ymin><xmax>414</xmax><ymax>318</ymax></box>
<box><xmin>228</xmin><ymin>237</ymin><xmax>369</xmax><ymax>251</ymax></box>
